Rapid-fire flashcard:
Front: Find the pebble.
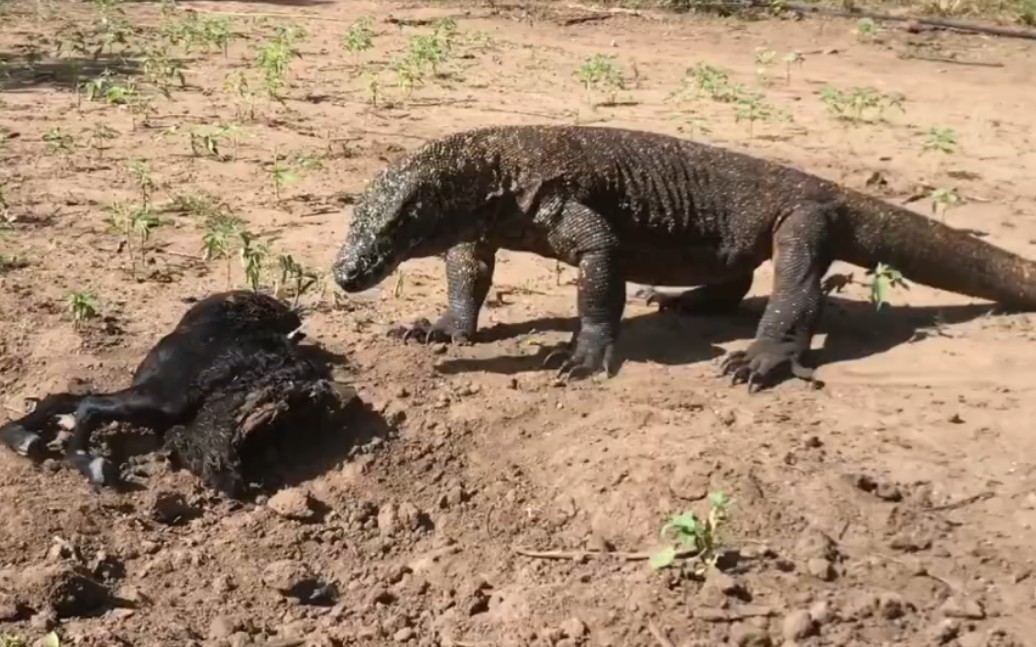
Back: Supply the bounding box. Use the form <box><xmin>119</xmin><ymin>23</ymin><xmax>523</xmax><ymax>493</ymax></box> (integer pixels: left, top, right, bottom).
<box><xmin>809</xmin><ymin>600</ymin><xmax>833</xmax><ymax>624</ymax></box>
<box><xmin>267</xmin><ymin>488</ymin><xmax>318</xmax><ymax>522</ymax></box>
<box><xmin>209</xmin><ymin>615</ymin><xmax>237</xmax><ymax>639</ymax></box>
<box><xmin>931</xmin><ymin>618</ymin><xmax>961</xmax><ymax>644</ymax></box>
<box><xmin>730</xmin><ymin>622</ymin><xmax>773</xmax><ymax>647</ymax></box>
<box><xmin>878</xmin><ymin>592</ymin><xmax>906</xmax><ymax>620</ymax></box>
<box><xmin>807</xmin><ymin>557</ymin><xmax>836</xmax><ymax>581</ymax></box>
<box><xmin>559</xmin><ymin>617</ymin><xmax>587</xmax><ymax>638</ymax></box>
<box><xmin>393</xmin><ymin>627</ymin><xmax>415</xmax><ymax>642</ymax></box>
<box><xmin>378</xmin><ymin>503</ymin><xmax>399</xmax><ymax>536</ymax></box>
<box><xmin>940</xmin><ymin>596</ymin><xmax>985</xmax><ymax>620</ymax></box>
<box><xmin>795</xmin><ymin>529</ymin><xmax>838</xmax><ymax>562</ymax></box>
<box><xmin>150</xmin><ymin>491</ymin><xmax>200</xmax><ymax>525</ymax></box>
<box><xmin>781</xmin><ymin>610</ymin><xmax>817</xmax><ymax>641</ymax></box>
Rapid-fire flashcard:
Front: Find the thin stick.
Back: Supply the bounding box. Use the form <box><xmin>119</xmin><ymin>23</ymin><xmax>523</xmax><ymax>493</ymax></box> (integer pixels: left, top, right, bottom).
<box><xmin>899</xmin><ymin>54</ymin><xmax>1005</xmax><ymax>67</ymax></box>
<box><xmin>648</xmin><ymin>621</ymin><xmax>676</xmax><ymax>647</ymax></box>
<box><xmin>159</xmin><ymin>250</ymin><xmax>204</xmax><ymax>261</ymax></box>
<box><xmin>512</xmin><ymin>546</ymin><xmax>699</xmax><ymax>561</ymax></box>
<box><xmin>927</xmin><ymin>491</ymin><xmax>994</xmax><ymax>511</ymax></box>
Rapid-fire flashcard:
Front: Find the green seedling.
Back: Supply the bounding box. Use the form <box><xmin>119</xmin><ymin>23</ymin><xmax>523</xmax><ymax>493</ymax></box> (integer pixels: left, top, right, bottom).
<box><xmin>754</xmin><ymin>48</ymin><xmax>777</xmax><ymax>86</ymax></box>
<box><xmin>238</xmin><ymin>230</ymin><xmax>271</xmax><ymax>291</ymax></box>
<box><xmin>679</xmin><ymin>62</ymin><xmax>745</xmax><ymax>103</ymax></box>
<box><xmin>42</xmin><ymin>128</ymin><xmax>75</xmax><ymax>160</ymax></box>
<box><xmin>341</xmin><ymin>15</ymin><xmax>375</xmax><ymax>64</ymax></box>
<box><xmin>165</xmin><ymin>192</ymin><xmax>230</xmax><ymax>220</ymax></box>
<box><xmin>106</xmin><ymin>201</ymin><xmax>159</xmax><ymax>274</ymax></box>
<box><xmin>201</xmin><ymin>214</ymin><xmax>245</xmax><ymax>286</ymax></box>
<box><xmin>365</xmin><ymin>71</ymin><xmax>381</xmax><ymax>107</ymax></box>
<box><xmin>783</xmin><ymin>50</ymin><xmax>804</xmax><ymax>83</ymax></box>
<box><xmin>923</xmin><ymin>127</ymin><xmax>958</xmax><ymax>154</ymax></box>
<box><xmin>854</xmin><ymin>17</ymin><xmax>883</xmax><ymax>40</ymax></box>
<box><xmin>67</xmin><ymin>291</ymin><xmax>99</xmax><ymax>329</ymax></box>
<box><xmin>1020</xmin><ymin>0</ymin><xmax>1036</xmax><ymax>25</ymax></box>
<box><xmin>189</xmin><ymin>125</ymin><xmax>241</xmax><ymax>161</ymax></box>
<box><xmin>223</xmin><ymin>70</ymin><xmax>257</xmax><ymax>121</ymax></box>
<box><xmin>929</xmin><ymin>187</ymin><xmax>963</xmax><ymax>218</ymax></box>
<box><xmin>275</xmin><ymin>253</ymin><xmax>319</xmax><ymax>307</ymax></box>
<box><xmin>408</xmin><ymin>34</ymin><xmax>449</xmax><ymax>76</ymax></box>
<box><xmin>575</xmin><ymin>54</ymin><xmax>625</xmax><ymax>106</ymax></box>
<box><xmin>391</xmin><ymin>56</ymin><xmax>425</xmax><ymax>98</ymax></box>
<box><xmin>128</xmin><ymin>94</ymin><xmax>154</xmax><ymax>130</ymax></box>
<box><xmin>82</xmin><ymin>70</ymin><xmax>137</xmax><ymax>105</ymax></box>
<box><xmin>266</xmin><ymin>154</ymin><xmax>300</xmax><ymax>201</ymax></box>
<box><xmin>87</xmin><ymin>123</ymin><xmax>119</xmax><ymax>159</ymax></box>
<box><xmin>866</xmin><ymin>262</ymin><xmax>908</xmax><ymax>309</ymax></box>
<box><xmin>819</xmin><ymin>86</ymin><xmax>904</xmax><ymax>123</ymax></box>
<box><xmin>734</xmin><ymin>91</ymin><xmax>787</xmax><ymax>136</ymax></box>
<box><xmin>650</xmin><ymin>492</ymin><xmax>731</xmax><ymax>573</ymax></box>
<box><xmin>142</xmin><ymin>43</ymin><xmax>187</xmax><ymax>97</ymax></box>
<box><xmin>0</xmin><ymin>182</ymin><xmax>8</xmax><ymax>220</ymax></box>
<box><xmin>126</xmin><ymin>159</ymin><xmax>155</xmax><ymax>207</ymax></box>
<box><xmin>255</xmin><ymin>24</ymin><xmax>305</xmax><ymax>101</ymax></box>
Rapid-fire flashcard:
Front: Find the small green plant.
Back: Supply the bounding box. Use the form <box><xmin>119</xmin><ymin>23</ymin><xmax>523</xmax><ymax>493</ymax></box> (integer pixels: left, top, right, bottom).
<box><xmin>126</xmin><ymin>159</ymin><xmax>155</xmax><ymax>207</ymax></box>
<box><xmin>201</xmin><ymin>213</ymin><xmax>245</xmax><ymax>286</ymax></box>
<box><xmin>753</xmin><ymin>47</ymin><xmax>776</xmax><ymax>86</ymax></box>
<box><xmin>923</xmin><ymin>127</ymin><xmax>958</xmax><ymax>154</ymax></box>
<box><xmin>866</xmin><ymin>262</ymin><xmax>908</xmax><ymax>309</ymax></box>
<box><xmin>365</xmin><ymin>71</ymin><xmax>381</xmax><ymax>107</ymax></box>
<box><xmin>650</xmin><ymin>492</ymin><xmax>731</xmax><ymax>572</ymax></box>
<box><xmin>238</xmin><ymin>230</ymin><xmax>271</xmax><ymax>291</ymax></box>
<box><xmin>0</xmin><ymin>632</ymin><xmax>28</xmax><ymax>647</ymax></box>
<box><xmin>82</xmin><ymin>69</ymin><xmax>137</xmax><ymax>105</ymax></box>
<box><xmin>1019</xmin><ymin>0</ymin><xmax>1036</xmax><ymax>25</ymax></box>
<box><xmin>340</xmin><ymin>15</ymin><xmax>375</xmax><ymax>64</ymax></box>
<box><xmin>67</xmin><ymin>291</ymin><xmax>99</xmax><ymax>329</ymax></box>
<box><xmin>819</xmin><ymin>86</ymin><xmax>904</xmax><ymax>124</ymax></box>
<box><xmin>165</xmin><ymin>191</ymin><xmax>230</xmax><ymax>220</ymax></box>
<box><xmin>142</xmin><ymin>43</ymin><xmax>187</xmax><ymax>97</ymax></box>
<box><xmin>274</xmin><ymin>253</ymin><xmax>319</xmax><ymax>307</ymax></box>
<box><xmin>929</xmin><ymin>186</ymin><xmax>963</xmax><ymax>217</ymax></box>
<box><xmin>854</xmin><ymin>17</ymin><xmax>883</xmax><ymax>40</ymax></box>
<box><xmin>106</xmin><ymin>201</ymin><xmax>160</xmax><ymax>274</ymax></box>
<box><xmin>265</xmin><ymin>153</ymin><xmax>301</xmax><ymax>201</ymax></box>
<box><xmin>734</xmin><ymin>91</ymin><xmax>787</xmax><ymax>136</ymax></box>
<box><xmin>189</xmin><ymin>124</ymin><xmax>242</xmax><ymax>160</ymax></box>
<box><xmin>42</xmin><ymin>128</ymin><xmax>75</xmax><ymax>157</ymax></box>
<box><xmin>575</xmin><ymin>54</ymin><xmax>625</xmax><ymax>106</ymax></box>
<box><xmin>223</xmin><ymin>70</ymin><xmax>257</xmax><ymax>121</ymax></box>
<box><xmin>783</xmin><ymin>50</ymin><xmax>804</xmax><ymax>83</ymax></box>
<box><xmin>680</xmin><ymin>63</ymin><xmax>743</xmax><ymax>103</ymax></box>
<box><xmin>255</xmin><ymin>24</ymin><xmax>305</xmax><ymax>102</ymax></box>
<box><xmin>87</xmin><ymin>123</ymin><xmax>119</xmax><ymax>159</ymax></box>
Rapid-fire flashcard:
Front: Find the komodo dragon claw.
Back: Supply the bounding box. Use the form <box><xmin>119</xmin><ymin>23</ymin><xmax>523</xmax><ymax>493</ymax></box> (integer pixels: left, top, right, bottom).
<box><xmin>391</xmin><ymin>316</ymin><xmax>472</xmax><ymax>345</ymax></box>
<box><xmin>720</xmin><ymin>339</ymin><xmax>820</xmax><ymax>393</ymax></box>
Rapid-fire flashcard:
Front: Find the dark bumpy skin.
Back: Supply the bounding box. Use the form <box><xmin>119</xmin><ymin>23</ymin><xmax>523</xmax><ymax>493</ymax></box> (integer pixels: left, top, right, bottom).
<box><xmin>0</xmin><ymin>291</ymin><xmax>310</xmax><ymax>490</ymax></box>
<box><xmin>333</xmin><ymin>125</ymin><xmax>1036</xmax><ymax>389</ymax></box>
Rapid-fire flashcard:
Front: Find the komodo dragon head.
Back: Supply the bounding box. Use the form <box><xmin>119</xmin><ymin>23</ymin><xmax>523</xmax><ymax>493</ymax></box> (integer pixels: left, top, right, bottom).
<box><xmin>332</xmin><ymin>142</ymin><xmax>484</xmax><ymax>293</ymax></box>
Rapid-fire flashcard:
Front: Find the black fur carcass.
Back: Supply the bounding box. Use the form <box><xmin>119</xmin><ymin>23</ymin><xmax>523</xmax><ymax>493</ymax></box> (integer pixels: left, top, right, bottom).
<box><xmin>0</xmin><ymin>290</ymin><xmax>358</xmax><ymax>498</ymax></box>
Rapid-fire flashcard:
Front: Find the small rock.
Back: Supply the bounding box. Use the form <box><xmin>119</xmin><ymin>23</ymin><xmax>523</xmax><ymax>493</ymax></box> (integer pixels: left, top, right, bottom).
<box><xmin>795</xmin><ymin>528</ymin><xmax>838</xmax><ymax>562</ymax></box>
<box><xmin>931</xmin><ymin>618</ymin><xmax>961</xmax><ymax>644</ymax></box>
<box><xmin>940</xmin><ymin>596</ymin><xmax>985</xmax><ymax>620</ymax></box>
<box><xmin>212</xmin><ymin>574</ymin><xmax>236</xmax><ymax>595</ymax></box>
<box><xmin>150</xmin><ymin>491</ymin><xmax>200</xmax><ymax>525</ymax></box>
<box><xmin>209</xmin><ymin>615</ymin><xmax>238</xmax><ymax>639</ymax></box>
<box><xmin>782</xmin><ymin>610</ymin><xmax>817</xmax><ymax>641</ymax></box>
<box><xmin>393</xmin><ymin>627</ymin><xmax>415</xmax><ymax>642</ymax></box>
<box><xmin>889</xmin><ymin>530</ymin><xmax>933</xmax><ymax>552</ymax></box>
<box><xmin>806</xmin><ymin>557</ymin><xmax>836</xmax><ymax>581</ymax></box>
<box><xmin>378</xmin><ymin>503</ymin><xmax>399</xmax><ymax>536</ymax></box>
<box><xmin>730</xmin><ymin>622</ymin><xmax>773</xmax><ymax>647</ymax></box>
<box><xmin>809</xmin><ymin>600</ymin><xmax>833</xmax><ymax>624</ymax></box>
<box><xmin>267</xmin><ymin>488</ymin><xmax>318</xmax><ymax>522</ymax></box>
<box><xmin>228</xmin><ymin>631</ymin><xmax>251</xmax><ymax>647</ymax></box>
<box><xmin>29</xmin><ymin>608</ymin><xmax>56</xmax><ymax>631</ymax></box>
<box><xmin>17</xmin><ymin>563</ymin><xmax>110</xmax><ymax>618</ymax></box>
<box><xmin>843</xmin><ymin>591</ymin><xmax>879</xmax><ymax>620</ymax></box>
<box><xmin>560</xmin><ymin>617</ymin><xmax>587</xmax><ymax>638</ymax></box>
<box><xmin>878</xmin><ymin>592</ymin><xmax>906</xmax><ymax>620</ymax></box>
<box><xmin>262</xmin><ymin>560</ymin><xmax>337</xmax><ymax>605</ymax></box>
<box><xmin>0</xmin><ymin>592</ymin><xmax>19</xmax><ymax>621</ymax></box>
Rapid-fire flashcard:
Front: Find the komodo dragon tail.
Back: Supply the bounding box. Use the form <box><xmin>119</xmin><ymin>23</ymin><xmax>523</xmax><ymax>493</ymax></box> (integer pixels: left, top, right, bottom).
<box><xmin>836</xmin><ymin>191</ymin><xmax>1036</xmax><ymax>310</ymax></box>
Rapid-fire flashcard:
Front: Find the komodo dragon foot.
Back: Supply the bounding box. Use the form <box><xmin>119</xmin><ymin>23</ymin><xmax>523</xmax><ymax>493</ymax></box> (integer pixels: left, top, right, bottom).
<box><xmin>720</xmin><ymin>339</ymin><xmax>819</xmax><ymax>393</ymax></box>
<box><xmin>390</xmin><ymin>314</ymin><xmax>474</xmax><ymax>345</ymax></box>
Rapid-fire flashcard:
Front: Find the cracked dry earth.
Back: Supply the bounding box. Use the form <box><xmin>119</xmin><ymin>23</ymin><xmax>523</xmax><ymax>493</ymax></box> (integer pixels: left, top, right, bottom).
<box><xmin>2</xmin><ymin>0</ymin><xmax>1036</xmax><ymax>646</ymax></box>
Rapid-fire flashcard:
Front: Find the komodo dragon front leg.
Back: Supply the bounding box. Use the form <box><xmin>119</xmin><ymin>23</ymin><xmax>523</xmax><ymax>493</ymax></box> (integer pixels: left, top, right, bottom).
<box><xmin>397</xmin><ymin>240</ymin><xmax>498</xmax><ymax>344</ymax></box>
<box><xmin>539</xmin><ymin>200</ymin><xmax>625</xmax><ymax>379</ymax></box>
<box><xmin>721</xmin><ymin>202</ymin><xmax>835</xmax><ymax>392</ymax></box>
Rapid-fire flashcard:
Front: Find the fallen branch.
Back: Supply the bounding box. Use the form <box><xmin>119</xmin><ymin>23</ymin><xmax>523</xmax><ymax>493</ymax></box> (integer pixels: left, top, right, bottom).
<box><xmin>780</xmin><ymin>2</ymin><xmax>1036</xmax><ymax>40</ymax></box>
<box><xmin>512</xmin><ymin>546</ymin><xmax>699</xmax><ymax>561</ymax></box>
<box><xmin>926</xmin><ymin>490</ymin><xmax>995</xmax><ymax>511</ymax></box>
<box><xmin>898</xmin><ymin>53</ymin><xmax>1005</xmax><ymax>67</ymax></box>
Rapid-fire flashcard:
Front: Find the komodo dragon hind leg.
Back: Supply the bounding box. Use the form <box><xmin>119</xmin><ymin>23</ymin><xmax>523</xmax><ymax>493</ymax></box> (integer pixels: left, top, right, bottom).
<box><xmin>392</xmin><ymin>240</ymin><xmax>497</xmax><ymax>345</ymax></box>
<box><xmin>720</xmin><ymin>202</ymin><xmax>835</xmax><ymax>393</ymax></box>
<box><xmin>639</xmin><ymin>274</ymin><xmax>753</xmax><ymax>315</ymax></box>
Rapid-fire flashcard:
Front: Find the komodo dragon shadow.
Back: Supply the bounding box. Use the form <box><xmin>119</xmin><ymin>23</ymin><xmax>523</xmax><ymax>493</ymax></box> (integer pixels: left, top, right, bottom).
<box><xmin>0</xmin><ymin>290</ymin><xmax>382</xmax><ymax>498</ymax></box>
<box><xmin>434</xmin><ymin>295</ymin><xmax>995</xmax><ymax>381</ymax></box>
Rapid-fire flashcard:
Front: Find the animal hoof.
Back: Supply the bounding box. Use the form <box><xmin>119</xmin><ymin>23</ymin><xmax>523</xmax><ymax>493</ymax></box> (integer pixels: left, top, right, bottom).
<box><xmin>68</xmin><ymin>453</ymin><xmax>119</xmax><ymax>487</ymax></box>
<box><xmin>0</xmin><ymin>424</ymin><xmax>45</xmax><ymax>460</ymax></box>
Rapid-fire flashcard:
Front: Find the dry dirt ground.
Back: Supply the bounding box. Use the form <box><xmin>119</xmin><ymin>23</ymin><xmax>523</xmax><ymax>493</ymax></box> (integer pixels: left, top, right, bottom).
<box><xmin>2</xmin><ymin>0</ymin><xmax>1036</xmax><ymax>645</ymax></box>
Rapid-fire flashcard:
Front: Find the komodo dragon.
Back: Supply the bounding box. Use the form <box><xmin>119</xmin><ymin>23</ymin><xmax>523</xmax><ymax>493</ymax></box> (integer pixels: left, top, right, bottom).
<box><xmin>331</xmin><ymin>124</ymin><xmax>1036</xmax><ymax>391</ymax></box>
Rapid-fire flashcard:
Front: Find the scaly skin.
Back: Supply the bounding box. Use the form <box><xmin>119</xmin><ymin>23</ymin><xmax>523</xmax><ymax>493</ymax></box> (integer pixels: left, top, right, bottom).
<box><xmin>333</xmin><ymin>125</ymin><xmax>1036</xmax><ymax>390</ymax></box>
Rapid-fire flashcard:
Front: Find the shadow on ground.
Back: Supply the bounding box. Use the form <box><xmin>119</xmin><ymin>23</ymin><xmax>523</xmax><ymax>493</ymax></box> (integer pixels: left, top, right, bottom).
<box><xmin>434</xmin><ymin>295</ymin><xmax>997</xmax><ymax>377</ymax></box>
<box><xmin>0</xmin><ymin>53</ymin><xmax>144</xmax><ymax>93</ymax></box>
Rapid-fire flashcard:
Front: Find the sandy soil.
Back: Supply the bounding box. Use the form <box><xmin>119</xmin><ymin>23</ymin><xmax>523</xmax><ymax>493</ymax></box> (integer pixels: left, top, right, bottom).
<box><xmin>2</xmin><ymin>1</ymin><xmax>1036</xmax><ymax>645</ymax></box>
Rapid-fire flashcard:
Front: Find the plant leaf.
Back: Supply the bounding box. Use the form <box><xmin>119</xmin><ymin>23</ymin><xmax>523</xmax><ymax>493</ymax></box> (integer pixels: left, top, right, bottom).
<box><xmin>649</xmin><ymin>546</ymin><xmax>677</xmax><ymax>570</ymax></box>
